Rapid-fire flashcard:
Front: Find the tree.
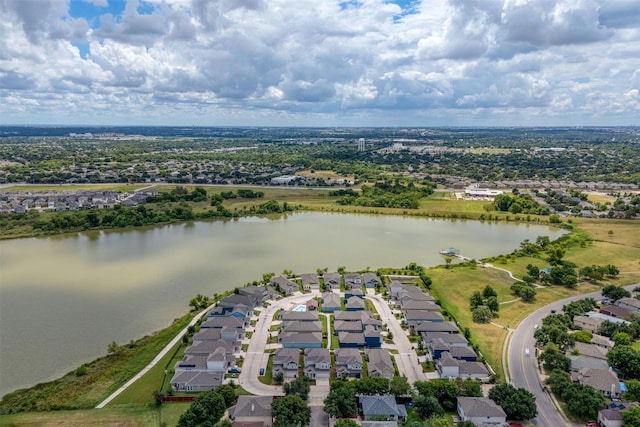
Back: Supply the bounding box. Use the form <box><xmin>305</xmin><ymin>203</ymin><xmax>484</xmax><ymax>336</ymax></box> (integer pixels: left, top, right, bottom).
<box><xmin>334</xmin><ymin>420</ymin><xmax>359</xmax><ymax>427</ymax></box>
<box><xmin>414</xmin><ymin>379</ymin><xmax>459</xmax><ymax>411</ymax></box>
<box><xmin>482</xmin><ymin>285</ymin><xmax>497</xmax><ymax>299</ymax></box>
<box><xmin>413</xmin><ymin>395</ymin><xmax>445</xmax><ymax>419</ymax></box>
<box><xmin>189</xmin><ymin>293</ymin><xmax>211</xmax><ymax>311</ymax></box>
<box><xmin>177</xmin><ymin>390</ymin><xmax>226</xmax><ymax>427</ymax></box>
<box><xmin>272</xmin><ymin>395</ymin><xmax>311</xmax><ymax>427</ymax></box>
<box><xmin>613</xmin><ymin>332</ymin><xmax>632</xmax><ymax>347</ymax></box>
<box><xmin>457</xmin><ymin>421</ymin><xmax>476</xmax><ymax>427</ymax></box>
<box><xmin>323</xmin><ymin>386</ymin><xmax>357</xmax><ymax>418</ymax></box>
<box><xmin>472</xmin><ymin>306</ymin><xmax>494</xmax><ymax>323</ymax></box>
<box><xmin>469</xmin><ymin>291</ymin><xmax>484</xmax><ymax>310</ymax></box>
<box><xmin>486</xmin><ymin>296</ymin><xmax>499</xmax><ymax>313</ymax></box>
<box><xmin>539</xmin><ymin>344</ymin><xmax>570</xmax><ymax>372</ymax></box>
<box><xmin>572</xmin><ymin>330</ymin><xmax>593</xmax><ymax>343</ymax></box>
<box><xmin>624</xmin><ymin>379</ymin><xmax>640</xmax><ymax>402</ymax></box>
<box><xmin>273</xmin><ymin>371</ymin><xmax>284</xmax><ymax>385</ymax></box>
<box><xmin>352</xmin><ymin>377</ymin><xmax>390</xmax><ymax>395</ymax></box>
<box><xmin>390</xmin><ymin>376</ymin><xmax>411</xmax><ymax>397</ymax></box>
<box><xmin>602</xmin><ymin>284</ymin><xmax>630</xmax><ymax>302</ymax></box>
<box><xmin>519</xmin><ymin>286</ymin><xmax>536</xmax><ymax>302</ymax></box>
<box><xmin>488</xmin><ymin>383</ymin><xmax>537</xmax><ymax>421</ymax></box>
<box><xmin>107</xmin><ymin>340</ymin><xmax>120</xmax><ymax>355</ymax></box>
<box><xmin>622</xmin><ymin>406</ymin><xmax>640</xmax><ymax>427</ymax></box>
<box><xmin>608</xmin><ymin>345</ymin><xmax>640</xmax><ymax>379</ymax></box>
<box><xmin>283</xmin><ymin>377</ymin><xmax>310</xmax><ymax>401</ymax></box>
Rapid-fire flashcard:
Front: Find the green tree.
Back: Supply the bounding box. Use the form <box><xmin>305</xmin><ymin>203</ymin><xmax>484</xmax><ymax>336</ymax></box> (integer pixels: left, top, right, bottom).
<box><xmin>613</xmin><ymin>332</ymin><xmax>632</xmax><ymax>347</ymax></box>
<box><xmin>177</xmin><ymin>390</ymin><xmax>226</xmax><ymax>427</ymax></box>
<box><xmin>488</xmin><ymin>383</ymin><xmax>537</xmax><ymax>421</ymax></box>
<box><xmin>414</xmin><ymin>379</ymin><xmax>459</xmax><ymax>411</ymax></box>
<box><xmin>602</xmin><ymin>284</ymin><xmax>630</xmax><ymax>302</ymax></box>
<box><xmin>608</xmin><ymin>345</ymin><xmax>640</xmax><ymax>379</ymax></box>
<box><xmin>572</xmin><ymin>330</ymin><xmax>593</xmax><ymax>343</ymax></box>
<box><xmin>283</xmin><ymin>377</ymin><xmax>310</xmax><ymax>401</ymax></box>
<box><xmin>482</xmin><ymin>285</ymin><xmax>497</xmax><ymax>299</ymax></box>
<box><xmin>519</xmin><ymin>286</ymin><xmax>536</xmax><ymax>302</ymax></box>
<box><xmin>472</xmin><ymin>306</ymin><xmax>494</xmax><ymax>323</ymax></box>
<box><xmin>413</xmin><ymin>395</ymin><xmax>445</xmax><ymax>419</ymax></box>
<box><xmin>622</xmin><ymin>406</ymin><xmax>640</xmax><ymax>427</ymax></box>
<box><xmin>334</xmin><ymin>420</ymin><xmax>359</xmax><ymax>427</ymax></box>
<box><xmin>390</xmin><ymin>376</ymin><xmax>411</xmax><ymax>397</ymax></box>
<box><xmin>457</xmin><ymin>421</ymin><xmax>476</xmax><ymax>427</ymax></box>
<box><xmin>539</xmin><ymin>344</ymin><xmax>570</xmax><ymax>372</ymax></box>
<box><xmin>324</xmin><ymin>386</ymin><xmax>357</xmax><ymax>418</ymax></box>
<box><xmin>486</xmin><ymin>296</ymin><xmax>499</xmax><ymax>313</ymax></box>
<box><xmin>272</xmin><ymin>395</ymin><xmax>311</xmax><ymax>427</ymax></box>
<box><xmin>469</xmin><ymin>291</ymin><xmax>484</xmax><ymax>310</ymax></box>
<box><xmin>624</xmin><ymin>379</ymin><xmax>640</xmax><ymax>402</ymax></box>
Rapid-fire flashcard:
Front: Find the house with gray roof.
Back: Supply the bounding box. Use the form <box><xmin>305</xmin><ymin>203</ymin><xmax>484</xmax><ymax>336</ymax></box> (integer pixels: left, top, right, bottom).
<box><xmin>359</xmin><ymin>395</ymin><xmax>407</xmax><ymax>421</ymax></box>
<box><xmin>186</xmin><ymin>339</ymin><xmax>237</xmax><ymax>355</ymax></box>
<box><xmin>272</xmin><ymin>348</ymin><xmax>300</xmax><ymax>378</ymax></box>
<box><xmin>323</xmin><ymin>272</ymin><xmax>342</xmax><ymax>290</ymax></box>
<box><xmin>335</xmin><ymin>320</ymin><xmax>363</xmax><ymax>333</ymax></box>
<box><xmin>338</xmin><ymin>332</ymin><xmax>366</xmax><ymax>348</ymax></box>
<box><xmin>344</xmin><ymin>273</ymin><xmax>362</xmax><ymax>287</ymax></box>
<box><xmin>572</xmin><ymin>368</ymin><xmax>621</xmax><ymax>398</ymax></box>
<box><xmin>572</xmin><ymin>342</ymin><xmax>609</xmax><ymax>360</ymax></box>
<box><xmin>400</xmin><ymin>299</ymin><xmax>437</xmax><ymax>311</ymax></box>
<box><xmin>304</xmin><ymin>348</ymin><xmax>331</xmax><ymax>379</ymax></box>
<box><xmin>301</xmin><ymin>273</ymin><xmax>320</xmax><ymax>292</ymax></box>
<box><xmin>616</xmin><ymin>297</ymin><xmax>640</xmax><ymax>312</ymax></box>
<box><xmin>270</xmin><ymin>275</ymin><xmax>298</xmax><ymax>295</ymax></box>
<box><xmin>281</xmin><ymin>320</ymin><xmax>323</xmax><ymax>333</ymax></box>
<box><xmin>238</xmin><ymin>285</ymin><xmax>274</xmax><ymax>305</ymax></box>
<box><xmin>279</xmin><ymin>332</ymin><xmax>323</xmax><ymax>348</ymax></box>
<box><xmin>414</xmin><ymin>321</ymin><xmax>459</xmax><ymax>334</ymax></box>
<box><xmin>598</xmin><ymin>402</ymin><xmax>640</xmax><ymax>427</ymax></box>
<box><xmin>362</xmin><ymin>422</ymin><xmax>398</xmax><ymax>427</ymax></box>
<box><xmin>437</xmin><ymin>352</ymin><xmax>489</xmax><ymax>380</ymax></box>
<box><xmin>219</xmin><ymin>294</ymin><xmax>255</xmax><ymax>309</ymax></box>
<box><xmin>201</xmin><ymin>315</ymin><xmax>247</xmax><ymax>330</ymax></box>
<box><xmin>171</xmin><ymin>370</ymin><xmax>223</xmax><ymax>392</ymax></box>
<box><xmin>346</xmin><ymin>296</ymin><xmax>365</xmax><ymax>311</ymax></box>
<box><xmin>421</xmin><ymin>332</ymin><xmax>468</xmax><ymax>347</ymax></box>
<box><xmin>365</xmin><ymin>348</ymin><xmax>395</xmax><ymax>378</ymax></box>
<box><xmin>362</xmin><ymin>272</ymin><xmax>381</xmax><ymax>288</ymax></box>
<box><xmin>279</xmin><ymin>311</ymin><xmax>318</xmax><ymax>322</ymax></box>
<box><xmin>334</xmin><ymin>311</ymin><xmax>381</xmax><ymax>329</ymax></box>
<box><xmin>574</xmin><ymin>315</ymin><xmax>605</xmax><ymax>333</ymax></box>
<box><xmin>568</xmin><ymin>355</ymin><xmax>610</xmax><ymax>372</ymax></box>
<box><xmin>229</xmin><ymin>395</ymin><xmax>273</xmax><ymax>427</ymax></box>
<box><xmin>344</xmin><ymin>287</ymin><xmax>364</xmax><ymax>299</ymax></box>
<box><xmin>321</xmin><ymin>292</ymin><xmax>341</xmax><ymax>312</ymax></box>
<box><xmin>457</xmin><ymin>397</ymin><xmax>506</xmax><ymax>426</ymax></box>
<box><xmin>404</xmin><ymin>310</ymin><xmax>444</xmax><ymax>323</ymax></box>
<box><xmin>591</xmin><ymin>334</ymin><xmax>614</xmax><ymax>350</ymax></box>
<box><xmin>335</xmin><ymin>348</ymin><xmax>363</xmax><ymax>379</ymax></box>
<box><xmin>388</xmin><ymin>281</ymin><xmax>404</xmax><ymax>298</ymax></box>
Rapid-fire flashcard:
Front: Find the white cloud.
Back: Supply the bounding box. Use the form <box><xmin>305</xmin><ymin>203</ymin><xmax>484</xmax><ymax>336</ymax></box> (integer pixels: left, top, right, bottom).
<box><xmin>1</xmin><ymin>0</ymin><xmax>639</xmax><ymax>125</ymax></box>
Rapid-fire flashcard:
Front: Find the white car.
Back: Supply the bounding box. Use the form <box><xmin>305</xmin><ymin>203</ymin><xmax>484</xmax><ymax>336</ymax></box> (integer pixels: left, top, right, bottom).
<box><xmin>534</xmin><ymin>324</ymin><xmax>538</xmax><ymax>330</ymax></box>
<box><xmin>525</xmin><ymin>348</ymin><xmax>530</xmax><ymax>357</ymax></box>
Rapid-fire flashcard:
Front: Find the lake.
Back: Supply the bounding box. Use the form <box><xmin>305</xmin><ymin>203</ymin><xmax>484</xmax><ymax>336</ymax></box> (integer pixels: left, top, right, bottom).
<box><xmin>0</xmin><ymin>212</ymin><xmax>565</xmax><ymax>397</ymax></box>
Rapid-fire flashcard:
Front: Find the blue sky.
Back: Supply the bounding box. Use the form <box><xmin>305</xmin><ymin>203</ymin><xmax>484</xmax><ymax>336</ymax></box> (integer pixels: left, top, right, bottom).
<box><xmin>1</xmin><ymin>0</ymin><xmax>640</xmax><ymax>126</ymax></box>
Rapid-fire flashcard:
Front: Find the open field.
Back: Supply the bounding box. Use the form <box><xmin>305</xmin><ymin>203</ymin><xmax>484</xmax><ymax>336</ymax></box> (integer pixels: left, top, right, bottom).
<box><xmin>0</xmin><ymin>406</ymin><xmax>160</xmax><ymax>427</ymax></box>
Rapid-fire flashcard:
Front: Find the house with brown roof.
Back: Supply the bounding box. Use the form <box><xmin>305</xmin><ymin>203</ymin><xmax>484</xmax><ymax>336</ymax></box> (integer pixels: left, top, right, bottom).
<box><xmin>574</xmin><ymin>315</ymin><xmax>605</xmax><ymax>333</ymax></box>
<box><xmin>572</xmin><ymin>342</ymin><xmax>609</xmax><ymax>360</ymax></box>
<box><xmin>228</xmin><ymin>396</ymin><xmax>274</xmax><ymax>427</ymax></box>
<box><xmin>616</xmin><ymin>297</ymin><xmax>640</xmax><ymax>312</ymax></box>
<box><xmin>457</xmin><ymin>397</ymin><xmax>506</xmax><ymax>426</ymax></box>
<box><xmin>270</xmin><ymin>275</ymin><xmax>298</xmax><ymax>295</ymax></box>
<box><xmin>572</xmin><ymin>368</ymin><xmax>621</xmax><ymax>398</ymax></box>
<box><xmin>601</xmin><ymin>305</ymin><xmax>636</xmax><ymax>321</ymax></box>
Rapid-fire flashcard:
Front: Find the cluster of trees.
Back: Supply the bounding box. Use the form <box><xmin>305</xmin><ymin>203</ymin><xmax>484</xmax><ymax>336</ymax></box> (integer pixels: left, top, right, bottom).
<box><xmin>608</xmin><ymin>345</ymin><xmax>640</xmax><ymax>379</ymax></box>
<box><xmin>510</xmin><ymin>282</ymin><xmax>537</xmax><ymax>302</ymax></box>
<box><xmin>579</xmin><ymin>265</ymin><xmax>620</xmax><ymax>282</ymax></box>
<box><xmin>470</xmin><ymin>285</ymin><xmax>499</xmax><ymax>323</ymax></box>
<box><xmin>546</xmin><ymin>370</ymin><xmax>606</xmax><ymax>419</ymax></box>
<box><xmin>598</xmin><ymin>317</ymin><xmax>640</xmax><ymax>340</ymax></box>
<box><xmin>177</xmin><ymin>384</ymin><xmax>237</xmax><ymax>427</ymax></box>
<box><xmin>487</xmin><ymin>383</ymin><xmax>537</xmax><ymax>421</ymax></box>
<box><xmin>210</xmin><ymin>189</ymin><xmax>264</xmax><ymax>204</ymax></box>
<box><xmin>332</xmin><ymin>180</ymin><xmax>434</xmax><ymax>209</ymax></box>
<box><xmin>146</xmin><ymin>186</ymin><xmax>209</xmax><ymax>203</ymax></box>
<box><xmin>534</xmin><ymin>314</ymin><xmax>575</xmax><ymax>350</ymax></box>
<box><xmin>492</xmin><ymin>193</ymin><xmax>550</xmax><ymax>215</ymax></box>
<box><xmin>601</xmin><ymin>284</ymin><xmax>630</xmax><ymax>302</ymax></box>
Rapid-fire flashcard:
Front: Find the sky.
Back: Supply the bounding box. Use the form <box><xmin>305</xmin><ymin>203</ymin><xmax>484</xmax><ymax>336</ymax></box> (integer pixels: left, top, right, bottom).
<box><xmin>1</xmin><ymin>0</ymin><xmax>639</xmax><ymax>127</ymax></box>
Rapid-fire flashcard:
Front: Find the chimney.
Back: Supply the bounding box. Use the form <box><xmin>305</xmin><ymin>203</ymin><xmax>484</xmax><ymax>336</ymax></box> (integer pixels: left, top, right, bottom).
<box><xmin>251</xmin><ymin>403</ymin><xmax>255</xmax><ymax>413</ymax></box>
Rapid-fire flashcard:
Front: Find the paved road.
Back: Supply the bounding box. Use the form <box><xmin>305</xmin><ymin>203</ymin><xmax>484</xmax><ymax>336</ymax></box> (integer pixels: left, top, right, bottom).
<box><xmin>508</xmin><ymin>284</ymin><xmax>638</xmax><ymax>427</ymax></box>
<box><xmin>366</xmin><ymin>293</ymin><xmax>426</xmax><ymax>385</ymax></box>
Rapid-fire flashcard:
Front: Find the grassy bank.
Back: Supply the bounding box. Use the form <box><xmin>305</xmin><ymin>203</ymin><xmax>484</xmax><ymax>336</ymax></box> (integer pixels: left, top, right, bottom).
<box><xmin>0</xmin><ymin>313</ymin><xmax>194</xmax><ymax>415</ymax></box>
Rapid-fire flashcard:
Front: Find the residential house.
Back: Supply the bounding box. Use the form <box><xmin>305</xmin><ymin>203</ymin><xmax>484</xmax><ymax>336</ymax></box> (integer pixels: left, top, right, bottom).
<box><xmin>344</xmin><ymin>287</ymin><xmax>364</xmax><ymax>299</ymax></box>
<box><xmin>171</xmin><ymin>370</ymin><xmax>223</xmax><ymax>392</ymax></box>
<box><xmin>437</xmin><ymin>352</ymin><xmax>489</xmax><ymax>380</ymax></box>
<box><xmin>592</xmin><ymin>334</ymin><xmax>615</xmax><ymax>350</ymax></box>
<box><xmin>616</xmin><ymin>297</ymin><xmax>640</xmax><ymax>312</ymax></box>
<box><xmin>186</xmin><ymin>340</ymin><xmax>237</xmax><ymax>356</ymax></box>
<box><xmin>429</xmin><ymin>339</ymin><xmax>476</xmax><ymax>361</ymax></box>
<box><xmin>572</xmin><ymin>342</ymin><xmax>609</xmax><ymax>360</ymax></box>
<box><xmin>414</xmin><ymin>321</ymin><xmax>459</xmax><ymax>334</ymax></box>
<box><xmin>421</xmin><ymin>332</ymin><xmax>469</xmax><ymax>348</ymax></box>
<box><xmin>568</xmin><ymin>355</ymin><xmax>610</xmax><ymax>372</ymax></box>
<box><xmin>457</xmin><ymin>397</ymin><xmax>507</xmax><ymax>426</ymax></box>
<box><xmin>219</xmin><ymin>294</ymin><xmax>255</xmax><ymax>309</ymax></box>
<box><xmin>388</xmin><ymin>281</ymin><xmax>404</xmax><ymax>298</ymax></box>
<box><xmin>583</xmin><ymin>310</ymin><xmax>630</xmax><ymax>326</ymax></box>
<box><xmin>279</xmin><ymin>332</ymin><xmax>323</xmax><ymax>348</ymax></box>
<box><xmin>346</xmin><ymin>296</ymin><xmax>365</xmax><ymax>311</ymax></box>
<box><xmin>322</xmin><ymin>292</ymin><xmax>341</xmax><ymax>312</ymax></box>
<box><xmin>601</xmin><ymin>305</ymin><xmax>636</xmax><ymax>321</ymax></box>
<box><xmin>365</xmin><ymin>348</ymin><xmax>395</xmax><ymax>378</ymax></box>
<box><xmin>280</xmin><ymin>311</ymin><xmax>318</xmax><ymax>322</ymax></box>
<box><xmin>572</xmin><ymin>368</ymin><xmax>621</xmax><ymax>398</ymax></box>
<box><xmin>574</xmin><ymin>315</ymin><xmax>605</xmax><ymax>333</ymax></box>
<box><xmin>301</xmin><ymin>273</ymin><xmax>320</xmax><ymax>292</ymax></box>
<box><xmin>399</xmin><ymin>300</ymin><xmax>438</xmax><ymax>311</ymax></box>
<box><xmin>270</xmin><ymin>276</ymin><xmax>298</xmax><ymax>295</ymax></box>
<box><xmin>338</xmin><ymin>332</ymin><xmax>366</xmax><ymax>348</ymax></box>
<box><xmin>207</xmin><ymin>304</ymin><xmax>251</xmax><ymax>319</ymax></box>
<box><xmin>362</xmin><ymin>272</ymin><xmax>382</xmax><ymax>289</ymax></box>
<box><xmin>272</xmin><ymin>348</ymin><xmax>300</xmax><ymax>378</ymax></box>
<box><xmin>397</xmin><ymin>291</ymin><xmax>435</xmax><ymax>306</ymax></box>
<box><xmin>359</xmin><ymin>395</ymin><xmax>407</xmax><ymax>422</ymax></box>
<box><xmin>192</xmin><ymin>327</ymin><xmax>240</xmax><ymax>344</ymax></box>
<box><xmin>334</xmin><ymin>320</ymin><xmax>363</xmax><ymax>334</ymax></box>
<box><xmin>200</xmin><ymin>316</ymin><xmax>248</xmax><ymax>332</ymax></box>
<box><xmin>362</xmin><ymin>422</ymin><xmax>398</xmax><ymax>427</ymax></box>
<box><xmin>334</xmin><ymin>311</ymin><xmax>381</xmax><ymax>329</ymax></box>
<box><xmin>304</xmin><ymin>348</ymin><xmax>331</xmax><ymax>379</ymax></box>
<box><xmin>323</xmin><ymin>272</ymin><xmax>342</xmax><ymax>290</ymax></box>
<box><xmin>364</xmin><ymin>325</ymin><xmax>382</xmax><ymax>348</ymax></box>
<box><xmin>238</xmin><ymin>285</ymin><xmax>274</xmax><ymax>305</ymax></box>
<box><xmin>344</xmin><ymin>273</ymin><xmax>362</xmax><ymax>287</ymax></box>
<box><xmin>305</xmin><ymin>299</ymin><xmax>318</xmax><ymax>311</ymax></box>
<box><xmin>598</xmin><ymin>403</ymin><xmax>640</xmax><ymax>427</ymax></box>
<box><xmin>335</xmin><ymin>348</ymin><xmax>363</xmax><ymax>379</ymax></box>
<box><xmin>404</xmin><ymin>310</ymin><xmax>444</xmax><ymax>324</ymax></box>
<box><xmin>229</xmin><ymin>395</ymin><xmax>274</xmax><ymax>427</ymax></box>
<box><xmin>281</xmin><ymin>320</ymin><xmax>323</xmax><ymax>333</ymax></box>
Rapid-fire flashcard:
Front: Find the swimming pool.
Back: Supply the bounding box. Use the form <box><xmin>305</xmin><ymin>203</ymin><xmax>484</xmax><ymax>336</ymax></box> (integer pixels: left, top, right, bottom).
<box><xmin>293</xmin><ymin>305</ymin><xmax>307</xmax><ymax>312</ymax></box>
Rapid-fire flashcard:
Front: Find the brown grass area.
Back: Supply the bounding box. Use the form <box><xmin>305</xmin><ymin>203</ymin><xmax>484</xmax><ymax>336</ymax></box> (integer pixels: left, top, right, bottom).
<box><xmin>0</xmin><ymin>406</ymin><xmax>159</xmax><ymax>427</ymax></box>
<box><xmin>296</xmin><ymin>170</ymin><xmax>355</xmax><ymax>181</ymax></box>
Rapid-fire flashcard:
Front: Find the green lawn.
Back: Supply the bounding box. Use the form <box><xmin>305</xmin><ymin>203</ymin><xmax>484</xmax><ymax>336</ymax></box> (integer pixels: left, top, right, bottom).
<box><xmin>0</xmin><ymin>406</ymin><xmax>160</xmax><ymax>427</ymax></box>
<box><xmin>258</xmin><ymin>355</ymin><xmax>274</xmax><ymax>385</ymax></box>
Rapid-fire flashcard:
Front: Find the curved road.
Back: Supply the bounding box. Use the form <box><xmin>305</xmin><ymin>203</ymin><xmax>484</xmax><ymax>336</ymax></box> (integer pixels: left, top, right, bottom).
<box><xmin>508</xmin><ymin>284</ymin><xmax>638</xmax><ymax>427</ymax></box>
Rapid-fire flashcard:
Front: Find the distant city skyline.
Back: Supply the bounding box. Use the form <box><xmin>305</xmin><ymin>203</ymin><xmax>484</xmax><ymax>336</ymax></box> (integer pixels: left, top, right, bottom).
<box><xmin>1</xmin><ymin>0</ymin><xmax>639</xmax><ymax>127</ymax></box>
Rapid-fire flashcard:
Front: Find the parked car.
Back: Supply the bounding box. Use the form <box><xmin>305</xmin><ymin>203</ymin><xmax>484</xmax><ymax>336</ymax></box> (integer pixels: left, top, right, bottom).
<box><xmin>228</xmin><ymin>367</ymin><xmax>242</xmax><ymax>374</ymax></box>
<box><xmin>259</xmin><ymin>368</ymin><xmax>265</xmax><ymax>376</ymax></box>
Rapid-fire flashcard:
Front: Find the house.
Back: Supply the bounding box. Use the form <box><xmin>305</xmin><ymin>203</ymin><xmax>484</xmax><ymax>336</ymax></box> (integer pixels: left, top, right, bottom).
<box><xmin>616</xmin><ymin>297</ymin><xmax>640</xmax><ymax>312</ymax></box>
<box><xmin>429</xmin><ymin>339</ymin><xmax>476</xmax><ymax>361</ymax></box>
<box><xmin>338</xmin><ymin>332</ymin><xmax>366</xmax><ymax>348</ymax></box>
<box><xmin>598</xmin><ymin>402</ymin><xmax>640</xmax><ymax>427</ymax></box>
<box><xmin>388</xmin><ymin>281</ymin><xmax>404</xmax><ymax>298</ymax></box>
<box><xmin>334</xmin><ymin>320</ymin><xmax>364</xmax><ymax>334</ymax></box>
<box><xmin>279</xmin><ymin>332</ymin><xmax>323</xmax><ymax>348</ymax></box>
<box><xmin>457</xmin><ymin>397</ymin><xmax>507</xmax><ymax>426</ymax></box>
<box><xmin>359</xmin><ymin>395</ymin><xmax>407</xmax><ymax>422</ymax></box>
<box><xmin>192</xmin><ymin>327</ymin><xmax>240</xmax><ymax>343</ymax></box>
<box><xmin>437</xmin><ymin>352</ymin><xmax>489</xmax><ymax>380</ymax></box>
<box><xmin>601</xmin><ymin>305</ymin><xmax>636</xmax><ymax>321</ymax></box>
<box><xmin>414</xmin><ymin>321</ymin><xmax>459</xmax><ymax>334</ymax></box>
<box><xmin>346</xmin><ymin>296</ymin><xmax>365</xmax><ymax>311</ymax></box>
<box><xmin>323</xmin><ymin>272</ymin><xmax>342</xmax><ymax>290</ymax></box>
<box><xmin>282</xmin><ymin>320</ymin><xmax>323</xmax><ymax>333</ymax></box>
<box><xmin>572</xmin><ymin>368</ymin><xmax>621</xmax><ymax>398</ymax></box>
<box><xmin>572</xmin><ymin>342</ymin><xmax>609</xmax><ymax>360</ymax></box>
<box><xmin>200</xmin><ymin>316</ymin><xmax>247</xmax><ymax>331</ymax></box>
<box><xmin>335</xmin><ymin>348</ymin><xmax>363</xmax><ymax>379</ymax></box>
<box><xmin>362</xmin><ymin>422</ymin><xmax>398</xmax><ymax>427</ymax></box>
<box><xmin>365</xmin><ymin>348</ymin><xmax>395</xmax><ymax>378</ymax></box>
<box><xmin>171</xmin><ymin>370</ymin><xmax>223</xmax><ymax>392</ymax></box>
<box><xmin>219</xmin><ymin>294</ymin><xmax>255</xmax><ymax>309</ymax></box>
<box><xmin>270</xmin><ymin>276</ymin><xmax>298</xmax><ymax>295</ymax></box>
<box><xmin>238</xmin><ymin>285</ymin><xmax>273</xmax><ymax>305</ymax></box>
<box><xmin>186</xmin><ymin>340</ymin><xmax>237</xmax><ymax>356</ymax></box>
<box><xmin>272</xmin><ymin>348</ymin><xmax>300</xmax><ymax>378</ymax></box>
<box><xmin>207</xmin><ymin>304</ymin><xmax>251</xmax><ymax>319</ymax></box>
<box><xmin>397</xmin><ymin>291</ymin><xmax>435</xmax><ymax>306</ymax></box>
<box><xmin>344</xmin><ymin>287</ymin><xmax>364</xmax><ymax>299</ymax></box>
<box><xmin>344</xmin><ymin>273</ymin><xmax>362</xmax><ymax>287</ymax></box>
<box><xmin>364</xmin><ymin>325</ymin><xmax>382</xmax><ymax>348</ymax></box>
<box><xmin>421</xmin><ymin>332</ymin><xmax>469</xmax><ymax>348</ymax></box>
<box><xmin>322</xmin><ymin>292</ymin><xmax>341</xmax><ymax>312</ymax></box>
<box><xmin>568</xmin><ymin>355</ymin><xmax>610</xmax><ymax>372</ymax></box>
<box><xmin>404</xmin><ymin>310</ymin><xmax>444</xmax><ymax>323</ymax></box>
<box><xmin>304</xmin><ymin>348</ymin><xmax>331</xmax><ymax>379</ymax></box>
<box><xmin>229</xmin><ymin>396</ymin><xmax>273</xmax><ymax>427</ymax></box>
<box><xmin>399</xmin><ymin>300</ymin><xmax>438</xmax><ymax>311</ymax></box>
<box><xmin>574</xmin><ymin>315</ymin><xmax>605</xmax><ymax>333</ymax></box>
<box><xmin>301</xmin><ymin>273</ymin><xmax>320</xmax><ymax>292</ymax></box>
<box><xmin>334</xmin><ymin>311</ymin><xmax>382</xmax><ymax>329</ymax></box>
<box><xmin>362</xmin><ymin>272</ymin><xmax>381</xmax><ymax>289</ymax></box>
<box><xmin>280</xmin><ymin>311</ymin><xmax>318</xmax><ymax>322</ymax></box>
<box><xmin>591</xmin><ymin>334</ymin><xmax>615</xmax><ymax>350</ymax></box>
